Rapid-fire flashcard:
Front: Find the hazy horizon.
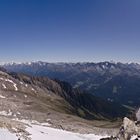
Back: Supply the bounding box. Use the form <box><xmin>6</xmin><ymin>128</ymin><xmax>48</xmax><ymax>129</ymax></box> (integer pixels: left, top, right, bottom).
<box><xmin>0</xmin><ymin>60</ymin><xmax>140</xmax><ymax>65</ymax></box>
<box><xmin>0</xmin><ymin>0</ymin><xmax>140</xmax><ymax>63</ymax></box>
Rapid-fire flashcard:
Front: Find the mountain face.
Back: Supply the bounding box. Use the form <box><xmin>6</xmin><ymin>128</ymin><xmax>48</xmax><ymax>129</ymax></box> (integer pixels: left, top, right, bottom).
<box><xmin>0</xmin><ymin>68</ymin><xmax>124</xmax><ymax>140</ymax></box>
<box><xmin>3</xmin><ymin>61</ymin><xmax>140</xmax><ymax>107</ymax></box>
<box><xmin>0</xmin><ymin>68</ymin><xmax>129</xmax><ymax>122</ymax></box>
<box><xmin>8</xmin><ymin>71</ymin><xmax>130</xmax><ymax>120</ymax></box>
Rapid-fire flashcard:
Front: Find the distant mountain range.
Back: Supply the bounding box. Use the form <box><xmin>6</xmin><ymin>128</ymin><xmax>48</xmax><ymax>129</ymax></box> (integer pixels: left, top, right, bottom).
<box><xmin>2</xmin><ymin>61</ymin><xmax>140</xmax><ymax>108</ymax></box>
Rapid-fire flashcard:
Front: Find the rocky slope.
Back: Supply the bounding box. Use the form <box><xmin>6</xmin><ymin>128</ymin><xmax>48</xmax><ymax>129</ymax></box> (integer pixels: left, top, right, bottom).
<box><xmin>9</xmin><ymin>71</ymin><xmax>130</xmax><ymax>120</ymax></box>
<box><xmin>0</xmin><ymin>67</ymin><xmax>136</xmax><ymax>140</ymax></box>
<box><xmin>0</xmin><ymin>67</ymin><xmax>131</xmax><ymax>135</ymax></box>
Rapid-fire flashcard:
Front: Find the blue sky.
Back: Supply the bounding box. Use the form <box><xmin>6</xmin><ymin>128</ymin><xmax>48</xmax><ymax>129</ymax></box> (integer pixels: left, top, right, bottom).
<box><xmin>0</xmin><ymin>0</ymin><xmax>140</xmax><ymax>63</ymax></box>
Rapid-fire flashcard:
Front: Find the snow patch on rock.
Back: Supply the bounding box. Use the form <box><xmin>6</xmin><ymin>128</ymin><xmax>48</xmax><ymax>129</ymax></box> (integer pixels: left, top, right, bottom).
<box><xmin>0</xmin><ymin>94</ymin><xmax>6</xmax><ymax>99</ymax></box>
<box><xmin>2</xmin><ymin>83</ymin><xmax>6</xmax><ymax>89</ymax></box>
<box><xmin>0</xmin><ymin>110</ymin><xmax>12</xmax><ymax>116</ymax></box>
<box><xmin>1</xmin><ymin>78</ymin><xmax>18</xmax><ymax>91</ymax></box>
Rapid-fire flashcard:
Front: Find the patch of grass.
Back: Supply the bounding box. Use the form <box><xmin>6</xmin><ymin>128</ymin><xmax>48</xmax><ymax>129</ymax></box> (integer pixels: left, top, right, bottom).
<box><xmin>77</xmin><ymin>108</ymin><xmax>85</xmax><ymax>118</ymax></box>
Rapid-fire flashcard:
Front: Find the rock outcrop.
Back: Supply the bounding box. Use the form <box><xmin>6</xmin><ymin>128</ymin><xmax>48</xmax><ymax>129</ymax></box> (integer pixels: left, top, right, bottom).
<box><xmin>117</xmin><ymin>117</ymin><xmax>140</xmax><ymax>140</ymax></box>
<box><xmin>101</xmin><ymin>117</ymin><xmax>140</xmax><ymax>140</ymax></box>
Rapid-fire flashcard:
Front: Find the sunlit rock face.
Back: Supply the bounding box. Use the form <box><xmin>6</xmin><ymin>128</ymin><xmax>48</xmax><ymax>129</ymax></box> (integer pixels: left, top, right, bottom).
<box><xmin>117</xmin><ymin>117</ymin><xmax>140</xmax><ymax>140</ymax></box>
<box><xmin>136</xmin><ymin>108</ymin><xmax>140</xmax><ymax>121</ymax></box>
